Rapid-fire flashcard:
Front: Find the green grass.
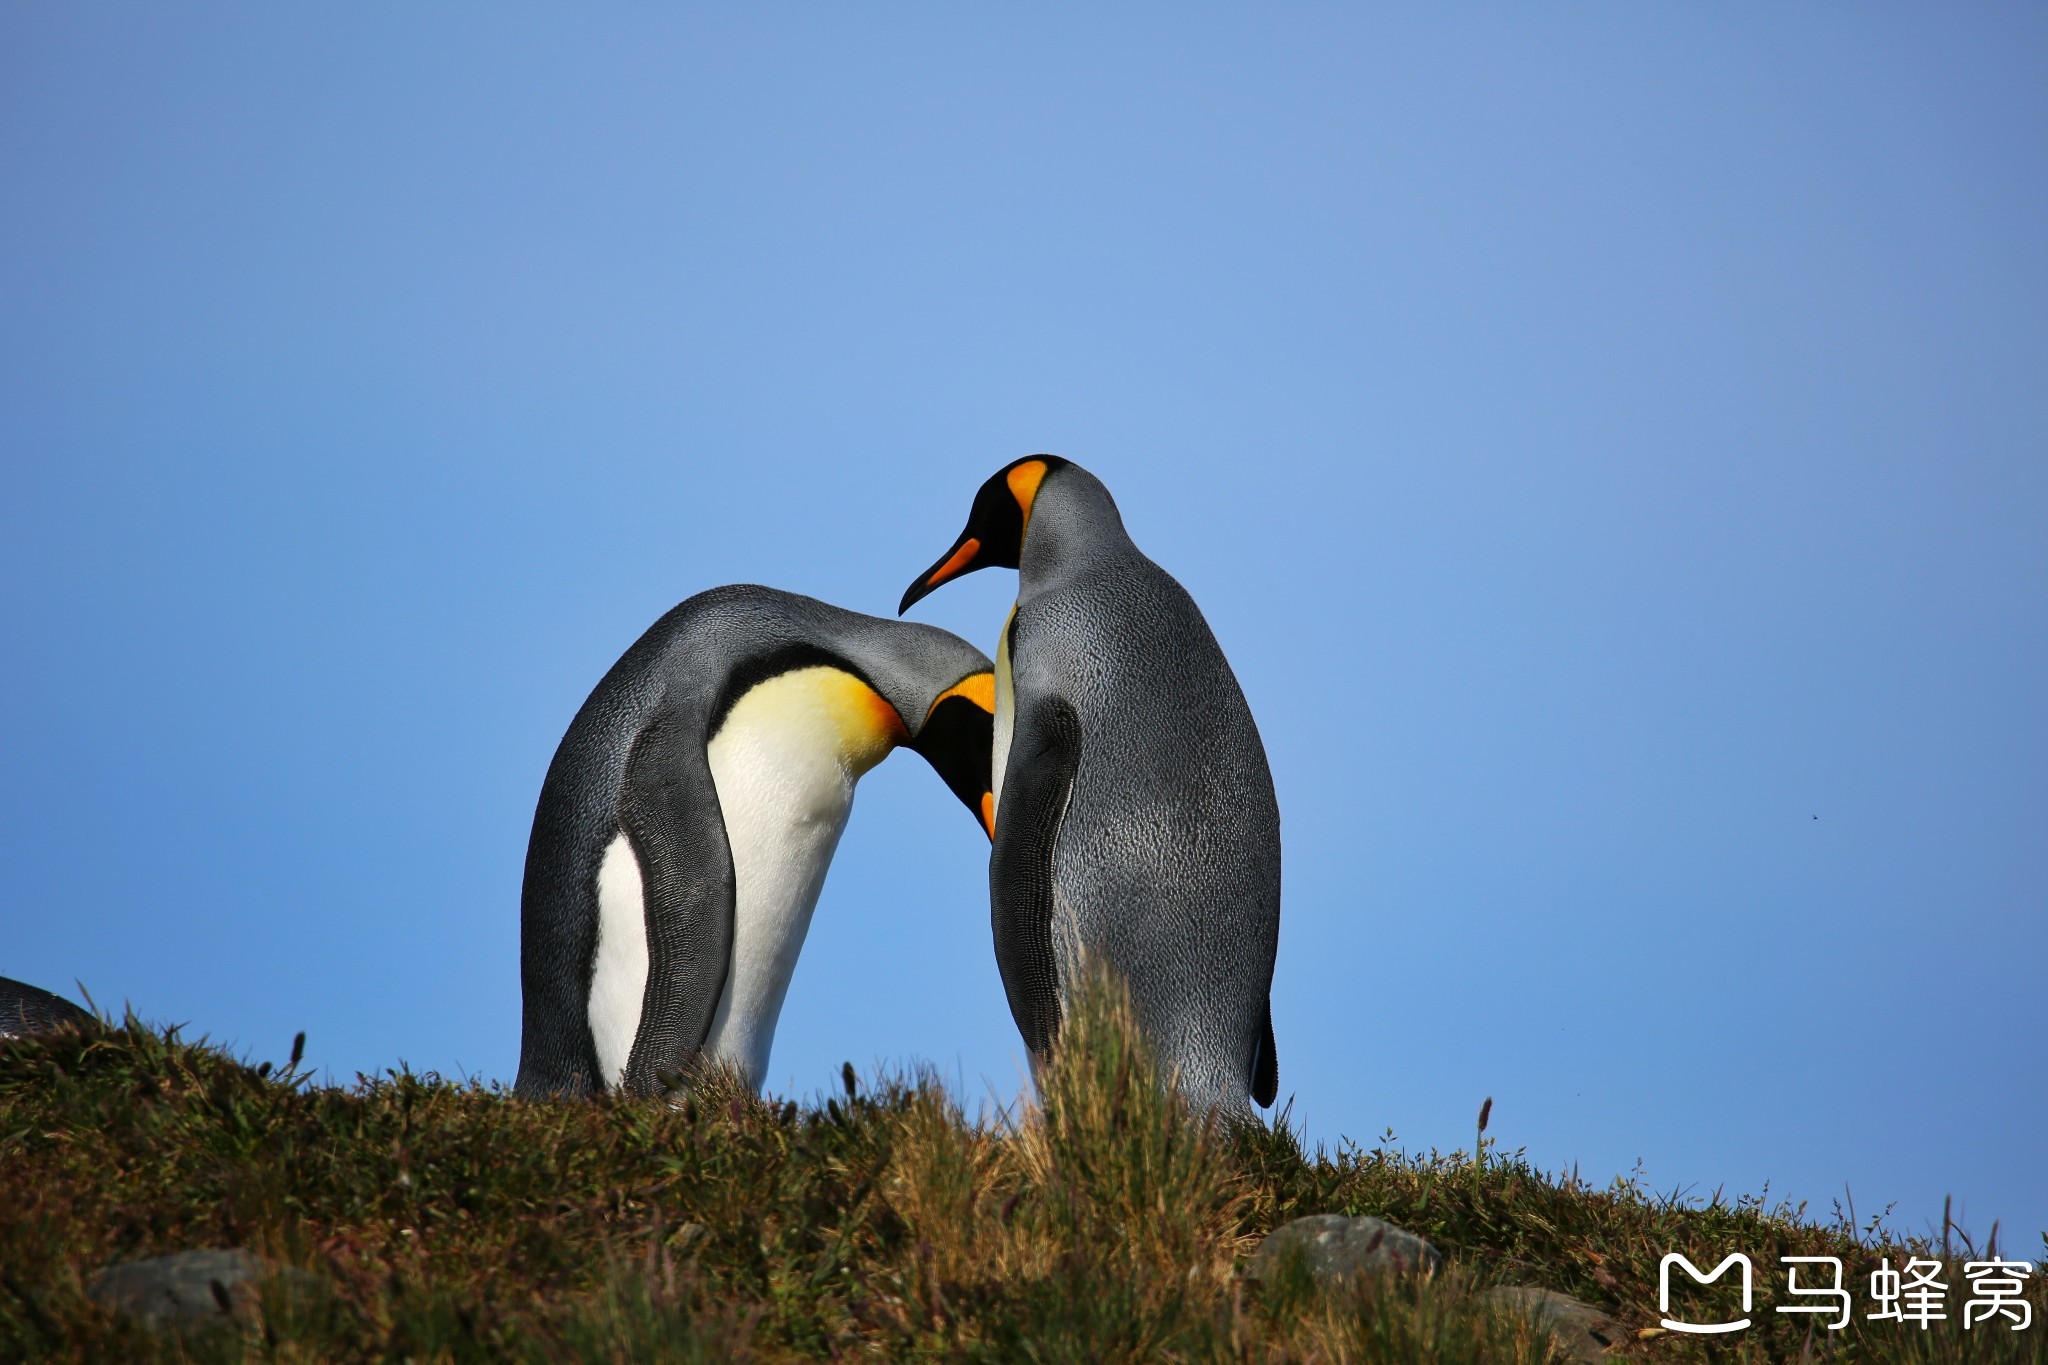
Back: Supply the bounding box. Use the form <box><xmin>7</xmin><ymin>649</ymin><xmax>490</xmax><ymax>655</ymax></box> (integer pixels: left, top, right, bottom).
<box><xmin>2</xmin><ymin>977</ymin><xmax>2039</xmax><ymax>1362</ymax></box>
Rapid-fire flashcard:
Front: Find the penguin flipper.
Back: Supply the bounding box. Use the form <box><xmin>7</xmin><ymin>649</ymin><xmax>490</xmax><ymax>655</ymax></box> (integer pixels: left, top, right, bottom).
<box><xmin>989</xmin><ymin>694</ymin><xmax>1081</xmax><ymax>1059</ymax></box>
<box><xmin>1251</xmin><ymin>997</ymin><xmax>1278</xmax><ymax>1108</ymax></box>
<box><xmin>616</xmin><ymin>704</ymin><xmax>736</xmax><ymax>1096</ymax></box>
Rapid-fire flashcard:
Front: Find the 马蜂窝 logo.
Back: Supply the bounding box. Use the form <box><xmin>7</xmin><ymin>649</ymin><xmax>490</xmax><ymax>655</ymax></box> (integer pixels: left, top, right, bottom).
<box><xmin>1659</xmin><ymin>1253</ymin><xmax>1752</xmax><ymax>1334</ymax></box>
<box><xmin>1655</xmin><ymin>1252</ymin><xmax>2034</xmax><ymax>1336</ymax></box>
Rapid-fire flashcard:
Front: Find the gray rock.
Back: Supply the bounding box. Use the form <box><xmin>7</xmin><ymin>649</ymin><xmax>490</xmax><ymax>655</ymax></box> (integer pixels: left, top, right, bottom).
<box><xmin>1246</xmin><ymin>1213</ymin><xmax>1443</xmax><ymax>1285</ymax></box>
<box><xmin>89</xmin><ymin>1248</ymin><xmax>314</xmax><ymax>1328</ymax></box>
<box><xmin>1482</xmin><ymin>1286</ymin><xmax>1621</xmax><ymax>1362</ymax></box>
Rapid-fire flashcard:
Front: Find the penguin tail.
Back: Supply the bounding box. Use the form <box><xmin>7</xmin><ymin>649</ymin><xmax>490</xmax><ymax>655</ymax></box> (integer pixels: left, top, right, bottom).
<box><xmin>1251</xmin><ymin>998</ymin><xmax>1278</xmax><ymax>1108</ymax></box>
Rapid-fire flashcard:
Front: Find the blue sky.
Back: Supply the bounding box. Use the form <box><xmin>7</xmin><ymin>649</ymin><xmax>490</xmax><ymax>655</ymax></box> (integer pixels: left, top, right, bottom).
<box><xmin>3</xmin><ymin>6</ymin><xmax>2043</xmax><ymax>1249</ymax></box>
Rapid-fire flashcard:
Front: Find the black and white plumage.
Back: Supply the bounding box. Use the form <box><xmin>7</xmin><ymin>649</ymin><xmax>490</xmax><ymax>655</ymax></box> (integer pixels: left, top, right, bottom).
<box><xmin>515</xmin><ymin>585</ymin><xmax>996</xmax><ymax>1100</ymax></box>
<box><xmin>901</xmin><ymin>457</ymin><xmax>1282</xmax><ymax>1116</ymax></box>
<box><xmin>0</xmin><ymin>976</ymin><xmax>96</xmax><ymax>1037</ymax></box>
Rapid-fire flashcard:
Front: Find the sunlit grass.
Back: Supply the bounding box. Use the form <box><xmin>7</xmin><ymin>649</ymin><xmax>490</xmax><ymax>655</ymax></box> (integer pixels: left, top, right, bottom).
<box><xmin>2</xmin><ymin>982</ymin><xmax>2038</xmax><ymax>1361</ymax></box>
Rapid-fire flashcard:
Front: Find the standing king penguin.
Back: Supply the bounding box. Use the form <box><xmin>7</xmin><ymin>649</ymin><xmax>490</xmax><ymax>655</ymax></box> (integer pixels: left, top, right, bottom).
<box><xmin>900</xmin><ymin>457</ymin><xmax>1282</xmax><ymax>1116</ymax></box>
<box><xmin>516</xmin><ymin>585</ymin><xmax>995</xmax><ymax>1099</ymax></box>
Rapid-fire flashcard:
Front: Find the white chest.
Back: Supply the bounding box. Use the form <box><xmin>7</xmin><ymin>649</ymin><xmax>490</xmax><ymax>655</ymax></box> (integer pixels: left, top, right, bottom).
<box><xmin>696</xmin><ymin>666</ymin><xmax>902</xmax><ymax>1087</ymax></box>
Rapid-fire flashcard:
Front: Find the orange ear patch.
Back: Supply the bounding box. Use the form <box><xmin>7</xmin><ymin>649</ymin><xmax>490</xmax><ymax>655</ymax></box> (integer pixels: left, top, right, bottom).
<box><xmin>861</xmin><ymin>682</ymin><xmax>912</xmax><ymax>748</ymax></box>
<box><xmin>928</xmin><ymin>670</ymin><xmax>996</xmax><ymax>719</ymax></box>
<box><xmin>1006</xmin><ymin>460</ymin><xmax>1049</xmax><ymax>523</ymax></box>
<box><xmin>978</xmin><ymin>791</ymin><xmax>996</xmax><ymax>839</ymax></box>
<box><xmin>926</xmin><ymin>536</ymin><xmax>982</xmax><ymax>588</ymax></box>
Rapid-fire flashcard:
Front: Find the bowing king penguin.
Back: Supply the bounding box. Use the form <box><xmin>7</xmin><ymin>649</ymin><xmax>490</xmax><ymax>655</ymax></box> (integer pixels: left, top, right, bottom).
<box><xmin>900</xmin><ymin>457</ymin><xmax>1282</xmax><ymax>1116</ymax></box>
<box><xmin>515</xmin><ymin>585</ymin><xmax>995</xmax><ymax>1099</ymax></box>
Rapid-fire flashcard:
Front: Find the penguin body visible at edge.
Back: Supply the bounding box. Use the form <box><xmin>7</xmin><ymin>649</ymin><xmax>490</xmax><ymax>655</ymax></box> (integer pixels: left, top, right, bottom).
<box><xmin>0</xmin><ymin>976</ymin><xmax>97</xmax><ymax>1037</ymax></box>
<box><xmin>901</xmin><ymin>457</ymin><xmax>1281</xmax><ymax>1117</ymax></box>
<box><xmin>516</xmin><ymin>585</ymin><xmax>996</xmax><ymax>1099</ymax></box>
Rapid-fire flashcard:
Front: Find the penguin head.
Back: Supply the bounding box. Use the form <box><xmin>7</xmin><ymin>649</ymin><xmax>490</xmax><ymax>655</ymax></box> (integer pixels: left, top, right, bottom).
<box><xmin>831</xmin><ymin>611</ymin><xmax>998</xmax><ymax>839</ymax></box>
<box><xmin>899</xmin><ymin>455</ymin><xmax>1072</xmax><ymax>613</ymax></box>
<box><xmin>905</xmin><ymin>670</ymin><xmax>999</xmax><ymax>838</ymax></box>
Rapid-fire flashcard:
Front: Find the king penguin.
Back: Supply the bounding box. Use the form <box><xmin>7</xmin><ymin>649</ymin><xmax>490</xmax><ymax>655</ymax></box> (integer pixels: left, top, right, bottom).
<box><xmin>899</xmin><ymin>457</ymin><xmax>1281</xmax><ymax>1116</ymax></box>
<box><xmin>515</xmin><ymin>585</ymin><xmax>996</xmax><ymax>1099</ymax></box>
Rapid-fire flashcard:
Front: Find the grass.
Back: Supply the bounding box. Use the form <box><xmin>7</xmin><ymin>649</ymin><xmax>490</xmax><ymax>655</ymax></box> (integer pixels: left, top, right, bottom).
<box><xmin>1</xmin><ymin>975</ymin><xmax>2039</xmax><ymax>1363</ymax></box>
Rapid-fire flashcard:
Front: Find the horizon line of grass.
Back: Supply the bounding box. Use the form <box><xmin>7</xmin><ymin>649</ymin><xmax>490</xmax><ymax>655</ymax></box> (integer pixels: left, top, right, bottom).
<box><xmin>4</xmin><ymin>974</ymin><xmax>2040</xmax><ymax>1361</ymax></box>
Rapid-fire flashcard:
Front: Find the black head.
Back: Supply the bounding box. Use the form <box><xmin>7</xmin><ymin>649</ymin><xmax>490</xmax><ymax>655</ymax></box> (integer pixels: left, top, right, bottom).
<box><xmin>899</xmin><ymin>455</ymin><xmax>1070</xmax><ymax>614</ymax></box>
<box><xmin>908</xmin><ymin>670</ymin><xmax>997</xmax><ymax>838</ymax></box>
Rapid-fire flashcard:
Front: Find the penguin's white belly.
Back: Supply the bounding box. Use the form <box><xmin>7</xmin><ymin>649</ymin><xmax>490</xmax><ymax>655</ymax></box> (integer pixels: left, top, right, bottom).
<box><xmin>700</xmin><ymin>667</ymin><xmax>902</xmax><ymax>1087</ymax></box>
<box><xmin>697</xmin><ymin>721</ymin><xmax>857</xmax><ymax>1086</ymax></box>
<box><xmin>589</xmin><ymin>833</ymin><xmax>652</xmax><ymax>1088</ymax></box>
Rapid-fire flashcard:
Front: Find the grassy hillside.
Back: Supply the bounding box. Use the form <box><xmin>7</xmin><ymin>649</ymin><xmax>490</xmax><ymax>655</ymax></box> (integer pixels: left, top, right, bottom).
<box><xmin>1</xmin><ymin>981</ymin><xmax>2037</xmax><ymax>1362</ymax></box>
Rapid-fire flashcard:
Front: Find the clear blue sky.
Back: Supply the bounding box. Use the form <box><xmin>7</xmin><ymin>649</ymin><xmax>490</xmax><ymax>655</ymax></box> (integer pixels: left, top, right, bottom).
<box><xmin>4</xmin><ymin>7</ymin><xmax>2042</xmax><ymax>1250</ymax></box>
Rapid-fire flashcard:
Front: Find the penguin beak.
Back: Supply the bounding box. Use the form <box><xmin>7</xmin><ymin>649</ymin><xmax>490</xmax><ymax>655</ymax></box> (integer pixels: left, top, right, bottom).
<box><xmin>901</xmin><ymin>459</ymin><xmax>1046</xmax><ymax>614</ymax></box>
<box><xmin>911</xmin><ymin>671</ymin><xmax>997</xmax><ymax>839</ymax></box>
<box><xmin>899</xmin><ymin>533</ymin><xmax>984</xmax><ymax>615</ymax></box>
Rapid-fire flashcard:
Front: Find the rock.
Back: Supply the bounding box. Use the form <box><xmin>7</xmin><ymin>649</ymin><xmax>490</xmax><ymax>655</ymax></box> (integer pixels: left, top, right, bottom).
<box><xmin>1482</xmin><ymin>1286</ymin><xmax>1621</xmax><ymax>1362</ymax></box>
<box><xmin>1246</xmin><ymin>1213</ymin><xmax>1443</xmax><ymax>1285</ymax></box>
<box><xmin>88</xmin><ymin>1248</ymin><xmax>314</xmax><ymax>1328</ymax></box>
<box><xmin>0</xmin><ymin>976</ymin><xmax>96</xmax><ymax>1037</ymax></box>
